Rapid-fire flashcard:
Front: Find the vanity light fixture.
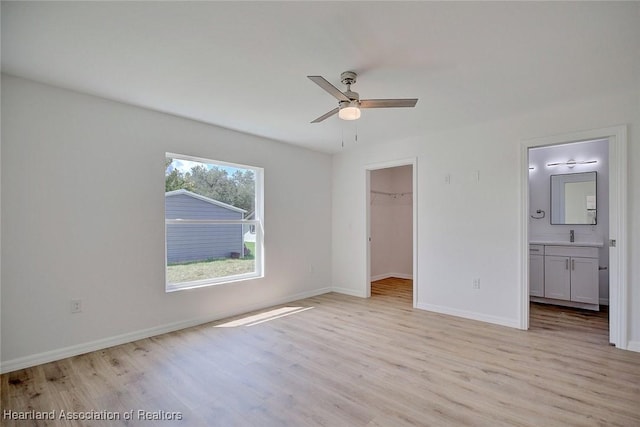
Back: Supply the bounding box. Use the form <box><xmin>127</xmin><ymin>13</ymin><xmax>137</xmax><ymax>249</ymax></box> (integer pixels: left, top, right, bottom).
<box><xmin>546</xmin><ymin>159</ymin><xmax>597</xmax><ymax>168</ymax></box>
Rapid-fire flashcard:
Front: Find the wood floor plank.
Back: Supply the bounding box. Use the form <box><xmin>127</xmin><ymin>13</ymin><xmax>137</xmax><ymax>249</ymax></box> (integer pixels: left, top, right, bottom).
<box><xmin>2</xmin><ymin>277</ymin><xmax>640</xmax><ymax>426</ymax></box>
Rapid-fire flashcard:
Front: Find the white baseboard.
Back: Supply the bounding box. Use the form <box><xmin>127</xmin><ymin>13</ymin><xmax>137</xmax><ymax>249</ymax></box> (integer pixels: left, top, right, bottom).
<box><xmin>370</xmin><ymin>272</ymin><xmax>413</xmax><ymax>282</ymax></box>
<box><xmin>599</xmin><ymin>298</ymin><xmax>609</xmax><ymax>306</ymax></box>
<box><xmin>416</xmin><ymin>302</ymin><xmax>520</xmax><ymax>329</ymax></box>
<box><xmin>332</xmin><ymin>287</ymin><xmax>367</xmax><ymax>298</ymax></box>
<box><xmin>530</xmin><ymin>296</ymin><xmax>599</xmax><ymax>311</ymax></box>
<box><xmin>0</xmin><ymin>286</ymin><xmax>332</xmax><ymax>374</ymax></box>
<box><xmin>627</xmin><ymin>341</ymin><xmax>640</xmax><ymax>353</ymax></box>
<box><xmin>286</xmin><ymin>287</ymin><xmax>332</xmax><ymax>302</ymax></box>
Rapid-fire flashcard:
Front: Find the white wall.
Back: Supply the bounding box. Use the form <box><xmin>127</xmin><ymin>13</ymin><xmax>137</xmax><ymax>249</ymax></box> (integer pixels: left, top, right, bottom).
<box><xmin>528</xmin><ymin>139</ymin><xmax>609</xmax><ymax>302</ymax></box>
<box><xmin>0</xmin><ymin>75</ymin><xmax>333</xmax><ymax>370</ymax></box>
<box><xmin>332</xmin><ymin>86</ymin><xmax>640</xmax><ymax>343</ymax></box>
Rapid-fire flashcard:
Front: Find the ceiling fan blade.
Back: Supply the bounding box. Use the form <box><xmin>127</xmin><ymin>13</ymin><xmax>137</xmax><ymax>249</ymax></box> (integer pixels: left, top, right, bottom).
<box><xmin>311</xmin><ymin>107</ymin><xmax>339</xmax><ymax>123</ymax></box>
<box><xmin>360</xmin><ymin>99</ymin><xmax>418</xmax><ymax>109</ymax></box>
<box><xmin>308</xmin><ymin>76</ymin><xmax>350</xmax><ymax>102</ymax></box>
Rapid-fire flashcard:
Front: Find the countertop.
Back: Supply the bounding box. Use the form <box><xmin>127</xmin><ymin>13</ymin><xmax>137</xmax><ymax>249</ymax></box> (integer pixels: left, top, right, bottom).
<box><xmin>529</xmin><ymin>241</ymin><xmax>604</xmax><ymax>248</ymax></box>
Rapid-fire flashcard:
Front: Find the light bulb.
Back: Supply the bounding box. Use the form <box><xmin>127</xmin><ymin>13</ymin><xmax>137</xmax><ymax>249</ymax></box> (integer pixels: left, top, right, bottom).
<box><xmin>338</xmin><ymin>105</ymin><xmax>361</xmax><ymax>120</ymax></box>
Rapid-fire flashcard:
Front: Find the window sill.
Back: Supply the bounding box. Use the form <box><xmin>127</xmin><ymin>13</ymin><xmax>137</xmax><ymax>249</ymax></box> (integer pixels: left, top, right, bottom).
<box><xmin>166</xmin><ymin>272</ymin><xmax>264</xmax><ymax>293</ymax></box>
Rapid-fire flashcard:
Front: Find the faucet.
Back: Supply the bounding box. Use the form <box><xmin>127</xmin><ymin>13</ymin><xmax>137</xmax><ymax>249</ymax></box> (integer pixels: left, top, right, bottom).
<box><xmin>570</xmin><ymin>229</ymin><xmax>575</xmax><ymax>243</ymax></box>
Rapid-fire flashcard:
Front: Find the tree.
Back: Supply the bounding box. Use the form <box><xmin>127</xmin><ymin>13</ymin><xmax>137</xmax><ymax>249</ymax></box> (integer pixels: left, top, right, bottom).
<box><xmin>232</xmin><ymin>169</ymin><xmax>255</xmax><ymax>213</ymax></box>
<box><xmin>188</xmin><ymin>166</ymin><xmax>234</xmax><ymax>204</ymax></box>
<box><xmin>165</xmin><ymin>159</ymin><xmax>255</xmax><ymax>213</ymax></box>
<box><xmin>165</xmin><ymin>158</ymin><xmax>194</xmax><ymax>192</ymax></box>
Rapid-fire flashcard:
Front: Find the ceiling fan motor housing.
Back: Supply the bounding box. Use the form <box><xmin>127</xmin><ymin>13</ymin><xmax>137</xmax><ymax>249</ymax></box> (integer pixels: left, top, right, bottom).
<box><xmin>340</xmin><ymin>71</ymin><xmax>357</xmax><ymax>86</ymax></box>
<box><xmin>341</xmin><ymin>71</ymin><xmax>359</xmax><ymax>101</ymax></box>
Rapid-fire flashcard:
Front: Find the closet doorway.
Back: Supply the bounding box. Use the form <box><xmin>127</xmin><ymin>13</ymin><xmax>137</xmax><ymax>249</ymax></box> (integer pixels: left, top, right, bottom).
<box><xmin>366</xmin><ymin>159</ymin><xmax>417</xmax><ymax>307</ymax></box>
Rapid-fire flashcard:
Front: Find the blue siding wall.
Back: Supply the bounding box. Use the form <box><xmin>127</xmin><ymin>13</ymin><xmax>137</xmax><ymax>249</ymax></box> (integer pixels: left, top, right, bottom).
<box><xmin>166</xmin><ymin>194</ymin><xmax>243</xmax><ymax>220</ymax></box>
<box><xmin>166</xmin><ymin>193</ymin><xmax>244</xmax><ymax>263</ymax></box>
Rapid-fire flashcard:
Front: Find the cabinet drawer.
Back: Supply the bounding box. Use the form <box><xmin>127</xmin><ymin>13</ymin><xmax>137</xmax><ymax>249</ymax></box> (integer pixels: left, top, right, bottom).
<box><xmin>529</xmin><ymin>245</ymin><xmax>544</xmax><ymax>254</ymax></box>
<box><xmin>544</xmin><ymin>245</ymin><xmax>598</xmax><ymax>258</ymax></box>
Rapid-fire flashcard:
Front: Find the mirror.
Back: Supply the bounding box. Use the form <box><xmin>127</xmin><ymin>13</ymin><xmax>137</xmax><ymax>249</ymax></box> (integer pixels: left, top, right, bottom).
<box><xmin>550</xmin><ymin>172</ymin><xmax>597</xmax><ymax>224</ymax></box>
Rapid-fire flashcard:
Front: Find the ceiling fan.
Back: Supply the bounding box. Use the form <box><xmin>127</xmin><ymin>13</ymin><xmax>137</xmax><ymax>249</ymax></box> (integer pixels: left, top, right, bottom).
<box><xmin>307</xmin><ymin>71</ymin><xmax>418</xmax><ymax>123</ymax></box>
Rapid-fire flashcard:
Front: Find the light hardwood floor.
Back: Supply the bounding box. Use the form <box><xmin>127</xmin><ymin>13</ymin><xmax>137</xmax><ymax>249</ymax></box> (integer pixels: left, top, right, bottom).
<box><xmin>2</xmin><ymin>278</ymin><xmax>639</xmax><ymax>426</ymax></box>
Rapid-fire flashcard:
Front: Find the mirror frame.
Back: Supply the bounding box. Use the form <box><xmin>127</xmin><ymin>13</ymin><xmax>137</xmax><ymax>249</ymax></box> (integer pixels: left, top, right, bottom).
<box><xmin>550</xmin><ymin>171</ymin><xmax>597</xmax><ymax>225</ymax></box>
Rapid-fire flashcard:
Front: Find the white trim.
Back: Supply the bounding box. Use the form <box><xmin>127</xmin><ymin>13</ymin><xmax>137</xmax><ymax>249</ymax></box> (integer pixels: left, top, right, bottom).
<box><xmin>530</xmin><ymin>297</ymin><xmax>599</xmax><ymax>311</ymax></box>
<box><xmin>417</xmin><ymin>303</ymin><xmax>520</xmax><ymax>329</ymax></box>
<box><xmin>364</xmin><ymin>158</ymin><xmax>418</xmax><ymax>307</ymax></box>
<box><xmin>599</xmin><ymin>298</ymin><xmax>609</xmax><ymax>306</ymax></box>
<box><xmin>627</xmin><ymin>341</ymin><xmax>640</xmax><ymax>353</ymax></box>
<box><xmin>332</xmin><ymin>287</ymin><xmax>367</xmax><ymax>298</ymax></box>
<box><xmin>366</xmin><ymin>170</ymin><xmax>372</xmax><ymax>298</ymax></box>
<box><xmin>412</xmin><ymin>158</ymin><xmax>418</xmax><ymax>308</ymax></box>
<box><xmin>520</xmin><ymin>125</ymin><xmax>628</xmax><ymax>349</ymax></box>
<box><xmin>166</xmin><ymin>269</ymin><xmax>264</xmax><ymax>293</ymax></box>
<box><xmin>370</xmin><ymin>273</ymin><xmax>413</xmax><ymax>282</ymax></box>
<box><xmin>0</xmin><ymin>287</ymin><xmax>331</xmax><ymax>374</ymax></box>
<box><xmin>608</xmin><ymin>128</ymin><xmax>628</xmax><ymax>349</ymax></box>
<box><xmin>520</xmin><ymin>142</ymin><xmax>530</xmax><ymax>330</ymax></box>
<box><xmin>370</xmin><ymin>273</ymin><xmax>389</xmax><ymax>282</ymax></box>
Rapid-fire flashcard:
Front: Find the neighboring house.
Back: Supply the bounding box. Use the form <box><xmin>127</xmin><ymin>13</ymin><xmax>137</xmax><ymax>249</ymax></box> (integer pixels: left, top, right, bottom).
<box><xmin>165</xmin><ymin>189</ymin><xmax>246</xmax><ymax>263</ymax></box>
<box><xmin>243</xmin><ymin>210</ymin><xmax>256</xmax><ymax>243</ymax></box>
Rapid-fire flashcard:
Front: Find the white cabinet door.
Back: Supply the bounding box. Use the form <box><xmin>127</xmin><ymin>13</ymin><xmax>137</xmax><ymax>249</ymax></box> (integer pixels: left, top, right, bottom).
<box><xmin>529</xmin><ymin>254</ymin><xmax>544</xmax><ymax>297</ymax></box>
<box><xmin>570</xmin><ymin>257</ymin><xmax>599</xmax><ymax>304</ymax></box>
<box><xmin>544</xmin><ymin>255</ymin><xmax>570</xmax><ymax>300</ymax></box>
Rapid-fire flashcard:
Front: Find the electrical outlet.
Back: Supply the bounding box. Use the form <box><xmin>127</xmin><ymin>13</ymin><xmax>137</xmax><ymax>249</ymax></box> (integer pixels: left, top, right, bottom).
<box><xmin>472</xmin><ymin>278</ymin><xmax>480</xmax><ymax>289</ymax></box>
<box><xmin>70</xmin><ymin>299</ymin><xmax>83</xmax><ymax>314</ymax></box>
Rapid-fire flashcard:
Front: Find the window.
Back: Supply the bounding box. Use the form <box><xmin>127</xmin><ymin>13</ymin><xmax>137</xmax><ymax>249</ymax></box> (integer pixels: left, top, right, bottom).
<box><xmin>165</xmin><ymin>153</ymin><xmax>263</xmax><ymax>292</ymax></box>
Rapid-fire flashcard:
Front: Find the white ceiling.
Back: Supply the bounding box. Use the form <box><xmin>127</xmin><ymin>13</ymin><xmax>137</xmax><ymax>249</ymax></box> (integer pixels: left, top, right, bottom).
<box><xmin>2</xmin><ymin>2</ymin><xmax>639</xmax><ymax>153</ymax></box>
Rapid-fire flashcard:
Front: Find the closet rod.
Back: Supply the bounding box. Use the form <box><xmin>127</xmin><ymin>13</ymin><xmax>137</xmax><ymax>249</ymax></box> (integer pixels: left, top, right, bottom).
<box><xmin>371</xmin><ymin>190</ymin><xmax>412</xmax><ymax>196</ymax></box>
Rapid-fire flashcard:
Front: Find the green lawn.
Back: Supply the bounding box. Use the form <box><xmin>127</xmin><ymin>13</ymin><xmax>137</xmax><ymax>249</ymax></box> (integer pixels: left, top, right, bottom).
<box><xmin>167</xmin><ymin>257</ymin><xmax>255</xmax><ymax>283</ymax></box>
<box><xmin>245</xmin><ymin>241</ymin><xmax>255</xmax><ymax>256</ymax></box>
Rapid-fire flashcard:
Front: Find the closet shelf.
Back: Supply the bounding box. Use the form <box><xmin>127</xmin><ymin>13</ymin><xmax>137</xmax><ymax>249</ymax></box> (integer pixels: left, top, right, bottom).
<box><xmin>371</xmin><ymin>190</ymin><xmax>412</xmax><ymax>197</ymax></box>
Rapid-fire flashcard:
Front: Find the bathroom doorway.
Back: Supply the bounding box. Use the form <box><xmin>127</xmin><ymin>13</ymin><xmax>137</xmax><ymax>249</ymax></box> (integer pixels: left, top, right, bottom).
<box><xmin>521</xmin><ymin>126</ymin><xmax>628</xmax><ymax>349</ymax></box>
<box><xmin>366</xmin><ymin>159</ymin><xmax>417</xmax><ymax>306</ymax></box>
<box><xmin>528</xmin><ymin>138</ymin><xmax>610</xmax><ymax>341</ymax></box>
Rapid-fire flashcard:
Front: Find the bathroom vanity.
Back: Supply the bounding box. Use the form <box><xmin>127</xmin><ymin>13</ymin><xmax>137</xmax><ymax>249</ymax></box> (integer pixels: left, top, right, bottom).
<box><xmin>529</xmin><ymin>242</ymin><xmax>601</xmax><ymax>311</ymax></box>
<box><xmin>528</xmin><ymin>157</ymin><xmax>605</xmax><ymax>311</ymax></box>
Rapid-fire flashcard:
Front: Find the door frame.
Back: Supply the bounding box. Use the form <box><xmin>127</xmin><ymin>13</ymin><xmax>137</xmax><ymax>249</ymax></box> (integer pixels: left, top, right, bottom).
<box><xmin>519</xmin><ymin>125</ymin><xmax>628</xmax><ymax>348</ymax></box>
<box><xmin>365</xmin><ymin>158</ymin><xmax>418</xmax><ymax>307</ymax></box>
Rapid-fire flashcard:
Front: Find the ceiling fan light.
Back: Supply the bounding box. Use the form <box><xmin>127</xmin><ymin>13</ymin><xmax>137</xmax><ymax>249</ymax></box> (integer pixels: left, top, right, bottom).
<box><xmin>338</xmin><ymin>105</ymin><xmax>361</xmax><ymax>120</ymax></box>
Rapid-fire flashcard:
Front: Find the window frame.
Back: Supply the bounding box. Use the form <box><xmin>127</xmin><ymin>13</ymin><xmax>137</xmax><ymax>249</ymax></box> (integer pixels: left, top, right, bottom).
<box><xmin>165</xmin><ymin>152</ymin><xmax>264</xmax><ymax>292</ymax></box>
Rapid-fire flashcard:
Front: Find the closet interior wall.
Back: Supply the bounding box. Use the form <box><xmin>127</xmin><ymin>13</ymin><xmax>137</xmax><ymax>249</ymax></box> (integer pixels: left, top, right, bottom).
<box><xmin>370</xmin><ymin>165</ymin><xmax>413</xmax><ymax>281</ymax></box>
